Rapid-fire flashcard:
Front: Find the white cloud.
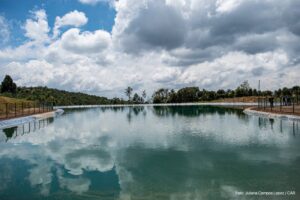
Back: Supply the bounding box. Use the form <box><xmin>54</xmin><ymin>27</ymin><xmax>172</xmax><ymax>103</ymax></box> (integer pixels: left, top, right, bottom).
<box><xmin>216</xmin><ymin>0</ymin><xmax>243</xmax><ymax>13</ymax></box>
<box><xmin>0</xmin><ymin>15</ymin><xmax>10</xmax><ymax>45</ymax></box>
<box><xmin>60</xmin><ymin>28</ymin><xmax>111</xmax><ymax>54</ymax></box>
<box><xmin>1</xmin><ymin>0</ymin><xmax>300</xmax><ymax>98</ymax></box>
<box><xmin>5</xmin><ymin>60</ymin><xmax>55</xmax><ymax>86</ymax></box>
<box><xmin>53</xmin><ymin>10</ymin><xmax>88</xmax><ymax>38</ymax></box>
<box><xmin>24</xmin><ymin>9</ymin><xmax>50</xmax><ymax>43</ymax></box>
<box><xmin>177</xmin><ymin>50</ymin><xmax>291</xmax><ymax>90</ymax></box>
<box><xmin>78</xmin><ymin>0</ymin><xmax>115</xmax><ymax>7</ymax></box>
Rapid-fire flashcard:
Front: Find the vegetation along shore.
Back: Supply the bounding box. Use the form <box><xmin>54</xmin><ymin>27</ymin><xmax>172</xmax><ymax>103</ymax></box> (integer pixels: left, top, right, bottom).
<box><xmin>0</xmin><ymin>75</ymin><xmax>299</xmax><ymax>106</ymax></box>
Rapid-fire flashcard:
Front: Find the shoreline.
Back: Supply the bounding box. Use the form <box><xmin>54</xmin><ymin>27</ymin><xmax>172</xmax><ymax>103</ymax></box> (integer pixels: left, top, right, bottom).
<box><xmin>0</xmin><ymin>109</ymin><xmax>64</xmax><ymax>129</ymax></box>
<box><xmin>2</xmin><ymin>103</ymin><xmax>299</xmax><ymax>130</ymax></box>
<box><xmin>244</xmin><ymin>107</ymin><xmax>300</xmax><ymax>121</ymax></box>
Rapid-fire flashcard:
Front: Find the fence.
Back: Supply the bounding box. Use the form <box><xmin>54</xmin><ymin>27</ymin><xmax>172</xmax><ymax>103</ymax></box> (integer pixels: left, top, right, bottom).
<box><xmin>257</xmin><ymin>96</ymin><xmax>300</xmax><ymax>114</ymax></box>
<box><xmin>0</xmin><ymin>102</ymin><xmax>53</xmax><ymax>120</ymax></box>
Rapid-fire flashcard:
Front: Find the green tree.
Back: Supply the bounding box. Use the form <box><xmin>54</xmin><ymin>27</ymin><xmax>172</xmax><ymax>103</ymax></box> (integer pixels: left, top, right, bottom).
<box><xmin>132</xmin><ymin>93</ymin><xmax>143</xmax><ymax>104</ymax></box>
<box><xmin>292</xmin><ymin>86</ymin><xmax>300</xmax><ymax>96</ymax></box>
<box><xmin>142</xmin><ymin>90</ymin><xmax>147</xmax><ymax>100</ymax></box>
<box><xmin>235</xmin><ymin>80</ymin><xmax>251</xmax><ymax>97</ymax></box>
<box><xmin>125</xmin><ymin>87</ymin><xmax>133</xmax><ymax>102</ymax></box>
<box><xmin>274</xmin><ymin>89</ymin><xmax>282</xmax><ymax>97</ymax></box>
<box><xmin>167</xmin><ymin>89</ymin><xmax>177</xmax><ymax>103</ymax></box>
<box><xmin>1</xmin><ymin>75</ymin><xmax>17</xmax><ymax>94</ymax></box>
<box><xmin>152</xmin><ymin>88</ymin><xmax>169</xmax><ymax>103</ymax></box>
<box><xmin>217</xmin><ymin>89</ymin><xmax>226</xmax><ymax>99</ymax></box>
<box><xmin>176</xmin><ymin>87</ymin><xmax>200</xmax><ymax>103</ymax></box>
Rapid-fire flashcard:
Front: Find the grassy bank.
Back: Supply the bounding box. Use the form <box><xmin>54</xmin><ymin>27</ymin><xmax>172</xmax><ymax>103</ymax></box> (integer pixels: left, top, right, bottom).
<box><xmin>211</xmin><ymin>96</ymin><xmax>259</xmax><ymax>103</ymax></box>
<box><xmin>0</xmin><ymin>96</ymin><xmax>32</xmax><ymax>104</ymax></box>
<box><xmin>1</xmin><ymin>87</ymin><xmax>124</xmax><ymax>106</ymax></box>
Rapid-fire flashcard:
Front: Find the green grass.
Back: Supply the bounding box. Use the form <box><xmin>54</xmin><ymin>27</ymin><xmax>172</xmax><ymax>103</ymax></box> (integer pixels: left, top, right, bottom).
<box><xmin>0</xmin><ymin>96</ymin><xmax>32</xmax><ymax>104</ymax></box>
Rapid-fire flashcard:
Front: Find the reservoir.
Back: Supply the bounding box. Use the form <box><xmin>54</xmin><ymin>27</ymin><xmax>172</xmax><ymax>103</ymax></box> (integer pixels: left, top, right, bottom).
<box><xmin>0</xmin><ymin>106</ymin><xmax>299</xmax><ymax>199</ymax></box>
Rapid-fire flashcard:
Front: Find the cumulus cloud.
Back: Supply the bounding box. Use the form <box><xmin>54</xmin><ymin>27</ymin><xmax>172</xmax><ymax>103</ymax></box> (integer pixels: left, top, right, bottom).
<box><xmin>111</xmin><ymin>0</ymin><xmax>299</xmax><ymax>67</ymax></box>
<box><xmin>24</xmin><ymin>9</ymin><xmax>50</xmax><ymax>43</ymax></box>
<box><xmin>60</xmin><ymin>28</ymin><xmax>111</xmax><ymax>54</ymax></box>
<box><xmin>114</xmin><ymin>0</ymin><xmax>187</xmax><ymax>53</ymax></box>
<box><xmin>53</xmin><ymin>10</ymin><xmax>88</xmax><ymax>38</ymax></box>
<box><xmin>1</xmin><ymin>0</ymin><xmax>300</xmax><ymax>97</ymax></box>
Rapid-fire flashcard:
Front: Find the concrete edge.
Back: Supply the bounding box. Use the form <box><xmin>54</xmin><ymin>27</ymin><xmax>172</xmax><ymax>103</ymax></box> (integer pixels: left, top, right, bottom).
<box><xmin>243</xmin><ymin>108</ymin><xmax>300</xmax><ymax>121</ymax></box>
<box><xmin>0</xmin><ymin>109</ymin><xmax>64</xmax><ymax>129</ymax></box>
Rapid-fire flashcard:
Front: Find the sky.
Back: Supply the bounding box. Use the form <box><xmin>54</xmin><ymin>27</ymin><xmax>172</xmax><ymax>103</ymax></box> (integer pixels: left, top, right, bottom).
<box><xmin>0</xmin><ymin>0</ymin><xmax>299</xmax><ymax>98</ymax></box>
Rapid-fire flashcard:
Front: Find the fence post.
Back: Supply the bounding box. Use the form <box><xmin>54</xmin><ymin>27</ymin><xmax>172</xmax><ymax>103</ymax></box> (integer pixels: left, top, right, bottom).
<box><xmin>15</xmin><ymin>103</ymin><xmax>17</xmax><ymax>117</ymax></box>
<box><xmin>22</xmin><ymin>103</ymin><xmax>24</xmax><ymax>116</ymax></box>
<box><xmin>280</xmin><ymin>97</ymin><xmax>282</xmax><ymax>111</ymax></box>
<box><xmin>293</xmin><ymin>98</ymin><xmax>295</xmax><ymax>113</ymax></box>
<box><xmin>271</xmin><ymin>100</ymin><xmax>272</xmax><ymax>111</ymax></box>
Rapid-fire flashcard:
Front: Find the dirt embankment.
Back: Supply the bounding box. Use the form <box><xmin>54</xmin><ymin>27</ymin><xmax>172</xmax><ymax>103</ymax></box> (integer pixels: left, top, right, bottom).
<box><xmin>212</xmin><ymin>96</ymin><xmax>259</xmax><ymax>103</ymax></box>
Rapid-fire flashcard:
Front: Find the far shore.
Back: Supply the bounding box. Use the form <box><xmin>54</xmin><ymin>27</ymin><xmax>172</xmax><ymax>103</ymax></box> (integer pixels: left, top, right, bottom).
<box><xmin>54</xmin><ymin>102</ymin><xmax>256</xmax><ymax>109</ymax></box>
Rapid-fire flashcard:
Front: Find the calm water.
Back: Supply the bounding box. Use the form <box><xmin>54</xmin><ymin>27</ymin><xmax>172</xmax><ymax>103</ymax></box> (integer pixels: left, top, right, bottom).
<box><xmin>0</xmin><ymin>106</ymin><xmax>299</xmax><ymax>200</ymax></box>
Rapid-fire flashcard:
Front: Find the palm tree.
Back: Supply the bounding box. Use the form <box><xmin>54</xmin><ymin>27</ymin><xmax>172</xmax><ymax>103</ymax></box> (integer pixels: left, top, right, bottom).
<box><xmin>125</xmin><ymin>87</ymin><xmax>133</xmax><ymax>102</ymax></box>
<box><xmin>142</xmin><ymin>90</ymin><xmax>147</xmax><ymax>101</ymax></box>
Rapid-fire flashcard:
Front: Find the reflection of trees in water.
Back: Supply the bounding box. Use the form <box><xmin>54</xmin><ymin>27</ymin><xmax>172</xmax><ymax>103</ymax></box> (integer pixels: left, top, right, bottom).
<box><xmin>258</xmin><ymin>118</ymin><xmax>275</xmax><ymax>130</ymax></box>
<box><xmin>64</xmin><ymin>107</ymin><xmax>126</xmax><ymax>115</ymax></box>
<box><xmin>152</xmin><ymin>106</ymin><xmax>247</xmax><ymax>119</ymax></box>
<box><xmin>3</xmin><ymin>127</ymin><xmax>17</xmax><ymax>139</ymax></box>
<box><xmin>126</xmin><ymin>107</ymin><xmax>145</xmax><ymax>123</ymax></box>
<box><xmin>1</xmin><ymin>117</ymin><xmax>54</xmax><ymax>142</ymax></box>
<box><xmin>258</xmin><ymin>117</ymin><xmax>299</xmax><ymax>136</ymax></box>
<box><xmin>101</xmin><ymin>106</ymin><xmax>125</xmax><ymax>113</ymax></box>
<box><xmin>292</xmin><ymin>121</ymin><xmax>299</xmax><ymax>136</ymax></box>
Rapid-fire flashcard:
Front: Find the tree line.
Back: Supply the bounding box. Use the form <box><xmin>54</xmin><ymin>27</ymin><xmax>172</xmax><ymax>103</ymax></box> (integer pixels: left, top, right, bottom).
<box><xmin>124</xmin><ymin>81</ymin><xmax>300</xmax><ymax>104</ymax></box>
<box><xmin>0</xmin><ymin>75</ymin><xmax>126</xmax><ymax>105</ymax></box>
<box><xmin>1</xmin><ymin>75</ymin><xmax>299</xmax><ymax>105</ymax></box>
<box><xmin>150</xmin><ymin>81</ymin><xmax>300</xmax><ymax>103</ymax></box>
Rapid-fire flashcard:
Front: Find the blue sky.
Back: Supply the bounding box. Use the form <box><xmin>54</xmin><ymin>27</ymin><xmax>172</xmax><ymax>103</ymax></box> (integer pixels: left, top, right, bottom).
<box><xmin>0</xmin><ymin>0</ymin><xmax>299</xmax><ymax>98</ymax></box>
<box><xmin>0</xmin><ymin>0</ymin><xmax>115</xmax><ymax>46</ymax></box>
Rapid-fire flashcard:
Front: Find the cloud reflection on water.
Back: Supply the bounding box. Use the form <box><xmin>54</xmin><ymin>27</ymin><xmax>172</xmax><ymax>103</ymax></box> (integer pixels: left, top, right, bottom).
<box><xmin>0</xmin><ymin>106</ymin><xmax>299</xmax><ymax>199</ymax></box>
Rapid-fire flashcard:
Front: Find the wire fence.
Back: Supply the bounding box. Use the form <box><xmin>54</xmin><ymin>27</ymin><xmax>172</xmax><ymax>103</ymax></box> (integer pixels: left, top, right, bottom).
<box><xmin>257</xmin><ymin>96</ymin><xmax>300</xmax><ymax>114</ymax></box>
<box><xmin>0</xmin><ymin>102</ymin><xmax>53</xmax><ymax>120</ymax></box>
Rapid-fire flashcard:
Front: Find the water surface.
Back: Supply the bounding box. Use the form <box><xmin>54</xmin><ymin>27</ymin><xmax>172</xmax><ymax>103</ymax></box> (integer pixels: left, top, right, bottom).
<box><xmin>0</xmin><ymin>106</ymin><xmax>299</xmax><ymax>199</ymax></box>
